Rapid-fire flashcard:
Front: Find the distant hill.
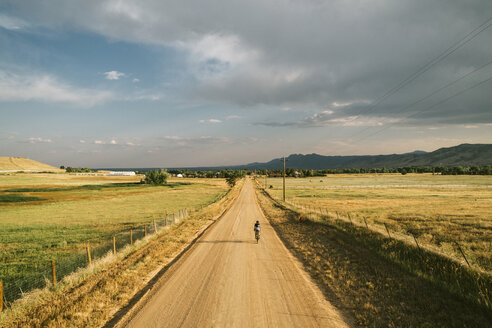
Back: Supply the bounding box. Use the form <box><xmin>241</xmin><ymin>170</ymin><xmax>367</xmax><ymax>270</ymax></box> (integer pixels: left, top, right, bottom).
<box><xmin>0</xmin><ymin>157</ymin><xmax>62</xmax><ymax>172</ymax></box>
<box><xmin>236</xmin><ymin>144</ymin><xmax>492</xmax><ymax>170</ymax></box>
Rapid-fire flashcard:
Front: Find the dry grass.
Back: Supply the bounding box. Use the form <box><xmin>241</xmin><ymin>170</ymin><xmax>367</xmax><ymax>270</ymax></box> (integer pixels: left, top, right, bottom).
<box><xmin>0</xmin><ymin>157</ymin><xmax>63</xmax><ymax>172</ymax></box>
<box><xmin>254</xmin><ymin>182</ymin><xmax>492</xmax><ymax>327</ymax></box>
<box><xmin>265</xmin><ymin>175</ymin><xmax>492</xmax><ymax>272</ymax></box>
<box><xmin>0</xmin><ymin>179</ymin><xmax>243</xmax><ymax>328</ymax></box>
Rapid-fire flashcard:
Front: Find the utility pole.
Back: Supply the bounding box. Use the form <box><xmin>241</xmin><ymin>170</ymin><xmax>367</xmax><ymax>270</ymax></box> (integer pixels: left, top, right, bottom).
<box><xmin>283</xmin><ymin>156</ymin><xmax>286</xmax><ymax>201</ymax></box>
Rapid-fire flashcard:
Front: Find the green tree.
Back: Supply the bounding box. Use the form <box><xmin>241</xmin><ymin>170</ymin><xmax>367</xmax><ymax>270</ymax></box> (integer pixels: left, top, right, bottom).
<box><xmin>226</xmin><ymin>175</ymin><xmax>238</xmax><ymax>187</ymax></box>
<box><xmin>144</xmin><ymin>169</ymin><xmax>168</xmax><ymax>185</ymax></box>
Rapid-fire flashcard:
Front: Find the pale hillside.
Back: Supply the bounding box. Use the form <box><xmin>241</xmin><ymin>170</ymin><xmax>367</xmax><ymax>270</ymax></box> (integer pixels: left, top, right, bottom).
<box><xmin>0</xmin><ymin>157</ymin><xmax>62</xmax><ymax>172</ymax></box>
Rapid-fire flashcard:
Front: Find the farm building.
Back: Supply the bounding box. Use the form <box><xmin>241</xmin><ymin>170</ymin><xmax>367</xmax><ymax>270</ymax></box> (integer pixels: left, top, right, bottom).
<box><xmin>109</xmin><ymin>171</ymin><xmax>136</xmax><ymax>176</ymax></box>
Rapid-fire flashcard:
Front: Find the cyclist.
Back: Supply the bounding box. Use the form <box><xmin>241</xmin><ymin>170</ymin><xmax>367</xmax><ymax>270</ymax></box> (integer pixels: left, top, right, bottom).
<box><xmin>254</xmin><ymin>220</ymin><xmax>261</xmax><ymax>243</ymax></box>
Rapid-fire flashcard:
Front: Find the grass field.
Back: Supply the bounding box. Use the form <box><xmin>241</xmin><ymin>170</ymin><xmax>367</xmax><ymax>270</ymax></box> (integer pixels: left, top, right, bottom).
<box><xmin>0</xmin><ymin>157</ymin><xmax>63</xmax><ymax>172</ymax></box>
<box><xmin>263</xmin><ymin>174</ymin><xmax>492</xmax><ymax>272</ymax></box>
<box><xmin>0</xmin><ymin>173</ymin><xmax>229</xmax><ymax>304</ymax></box>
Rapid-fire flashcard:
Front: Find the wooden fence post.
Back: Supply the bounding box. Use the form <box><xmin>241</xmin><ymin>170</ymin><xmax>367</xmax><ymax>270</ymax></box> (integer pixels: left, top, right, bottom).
<box><xmin>130</xmin><ymin>229</ymin><xmax>133</xmax><ymax>245</ymax></box>
<box><xmin>145</xmin><ymin>225</ymin><xmax>147</xmax><ymax>236</ymax></box>
<box><xmin>384</xmin><ymin>223</ymin><xmax>391</xmax><ymax>238</ymax></box>
<box><xmin>51</xmin><ymin>259</ymin><xmax>57</xmax><ymax>286</ymax></box>
<box><xmin>363</xmin><ymin>217</ymin><xmax>369</xmax><ymax>229</ymax></box>
<box><xmin>165</xmin><ymin>213</ymin><xmax>168</xmax><ymax>226</ymax></box>
<box><xmin>153</xmin><ymin>220</ymin><xmax>157</xmax><ymax>233</ymax></box>
<box><xmin>87</xmin><ymin>244</ymin><xmax>91</xmax><ymax>265</ymax></box>
<box><xmin>348</xmin><ymin>213</ymin><xmax>353</xmax><ymax>225</ymax></box>
<box><xmin>0</xmin><ymin>281</ymin><xmax>3</xmax><ymax>312</ymax></box>
<box><xmin>113</xmin><ymin>235</ymin><xmax>116</xmax><ymax>255</ymax></box>
<box><xmin>455</xmin><ymin>242</ymin><xmax>470</xmax><ymax>266</ymax></box>
<box><xmin>412</xmin><ymin>234</ymin><xmax>421</xmax><ymax>251</ymax></box>
<box><xmin>336</xmin><ymin>211</ymin><xmax>339</xmax><ymax>220</ymax></box>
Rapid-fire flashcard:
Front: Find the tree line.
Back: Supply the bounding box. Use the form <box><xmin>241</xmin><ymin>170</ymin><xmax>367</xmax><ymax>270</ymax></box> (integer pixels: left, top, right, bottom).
<box><xmin>253</xmin><ymin>165</ymin><xmax>492</xmax><ymax>176</ymax></box>
<box><xmin>61</xmin><ymin>166</ymin><xmax>99</xmax><ymax>173</ymax></box>
<box><xmin>144</xmin><ymin>169</ymin><xmax>246</xmax><ymax>187</ymax></box>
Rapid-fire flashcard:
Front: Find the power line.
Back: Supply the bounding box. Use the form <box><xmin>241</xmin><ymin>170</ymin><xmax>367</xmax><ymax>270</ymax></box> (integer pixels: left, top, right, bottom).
<box><xmin>342</xmin><ymin>15</ymin><xmax>492</xmax><ymax>124</ymax></box>
<box><xmin>351</xmin><ymin>74</ymin><xmax>492</xmax><ymax>143</ymax></box>
<box><xmin>348</xmin><ymin>57</ymin><xmax>492</xmax><ymax>139</ymax></box>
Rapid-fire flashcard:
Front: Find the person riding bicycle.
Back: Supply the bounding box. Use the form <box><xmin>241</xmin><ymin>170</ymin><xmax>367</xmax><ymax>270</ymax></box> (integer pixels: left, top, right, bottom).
<box><xmin>254</xmin><ymin>220</ymin><xmax>261</xmax><ymax>242</ymax></box>
<box><xmin>254</xmin><ymin>220</ymin><xmax>260</xmax><ymax>233</ymax></box>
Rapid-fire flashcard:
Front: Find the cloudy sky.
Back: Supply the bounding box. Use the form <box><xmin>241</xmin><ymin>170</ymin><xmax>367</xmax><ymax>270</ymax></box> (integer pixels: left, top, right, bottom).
<box><xmin>1</xmin><ymin>0</ymin><xmax>491</xmax><ymax>168</ymax></box>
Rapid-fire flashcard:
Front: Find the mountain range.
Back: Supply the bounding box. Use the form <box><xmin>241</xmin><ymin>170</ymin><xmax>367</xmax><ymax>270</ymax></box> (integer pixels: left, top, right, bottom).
<box><xmin>233</xmin><ymin>143</ymin><xmax>492</xmax><ymax>170</ymax></box>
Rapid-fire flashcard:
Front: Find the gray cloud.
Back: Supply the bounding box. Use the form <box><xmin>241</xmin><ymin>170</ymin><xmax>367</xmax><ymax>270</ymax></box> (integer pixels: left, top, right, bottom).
<box><xmin>3</xmin><ymin>0</ymin><xmax>492</xmax><ymax>128</ymax></box>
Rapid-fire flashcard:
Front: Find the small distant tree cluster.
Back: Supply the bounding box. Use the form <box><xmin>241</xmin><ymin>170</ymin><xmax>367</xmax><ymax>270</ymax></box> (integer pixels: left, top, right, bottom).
<box><xmin>65</xmin><ymin>167</ymin><xmax>98</xmax><ymax>173</ymax></box>
<box><xmin>144</xmin><ymin>169</ymin><xmax>168</xmax><ymax>185</ymax></box>
<box><xmin>167</xmin><ymin>169</ymin><xmax>247</xmax><ymax>179</ymax></box>
<box><xmin>224</xmin><ymin>170</ymin><xmax>247</xmax><ymax>187</ymax></box>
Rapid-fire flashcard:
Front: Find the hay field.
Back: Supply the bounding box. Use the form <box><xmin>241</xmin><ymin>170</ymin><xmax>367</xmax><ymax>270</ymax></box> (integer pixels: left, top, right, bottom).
<box><xmin>0</xmin><ymin>173</ymin><xmax>229</xmax><ymax>302</ymax></box>
<box><xmin>264</xmin><ymin>174</ymin><xmax>492</xmax><ymax>272</ymax></box>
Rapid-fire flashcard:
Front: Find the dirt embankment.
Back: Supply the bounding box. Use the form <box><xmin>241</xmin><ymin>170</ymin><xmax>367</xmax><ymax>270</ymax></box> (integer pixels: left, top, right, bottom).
<box><xmin>254</xmin><ymin>185</ymin><xmax>492</xmax><ymax>327</ymax></box>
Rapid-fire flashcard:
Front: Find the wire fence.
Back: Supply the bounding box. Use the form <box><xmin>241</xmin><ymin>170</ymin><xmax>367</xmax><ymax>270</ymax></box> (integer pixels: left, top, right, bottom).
<box><xmin>0</xmin><ymin>209</ymin><xmax>189</xmax><ymax>311</ymax></box>
<box><xmin>283</xmin><ymin>199</ymin><xmax>482</xmax><ymax>270</ymax></box>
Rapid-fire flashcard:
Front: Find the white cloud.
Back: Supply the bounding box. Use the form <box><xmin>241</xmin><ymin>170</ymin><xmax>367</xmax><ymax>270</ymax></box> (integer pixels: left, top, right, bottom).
<box><xmin>104</xmin><ymin>70</ymin><xmax>126</xmax><ymax>80</ymax></box>
<box><xmin>29</xmin><ymin>137</ymin><xmax>52</xmax><ymax>143</ymax></box>
<box><xmin>184</xmin><ymin>34</ymin><xmax>259</xmax><ymax>68</ymax></box>
<box><xmin>199</xmin><ymin>119</ymin><xmax>222</xmax><ymax>123</ymax></box>
<box><xmin>79</xmin><ymin>140</ymin><xmax>86</xmax><ymax>143</ymax></box>
<box><xmin>125</xmin><ymin>92</ymin><xmax>162</xmax><ymax>101</ymax></box>
<box><xmin>0</xmin><ymin>70</ymin><xmax>112</xmax><ymax>106</ymax></box>
<box><xmin>162</xmin><ymin>135</ymin><xmax>231</xmax><ymax>146</ymax></box>
<box><xmin>94</xmin><ymin>140</ymin><xmax>104</xmax><ymax>144</ymax></box>
<box><xmin>110</xmin><ymin>139</ymin><xmax>117</xmax><ymax>144</ymax></box>
<box><xmin>132</xmin><ymin>78</ymin><xmax>140</xmax><ymax>83</ymax></box>
<box><xmin>126</xmin><ymin>142</ymin><xmax>136</xmax><ymax>146</ymax></box>
<box><xmin>226</xmin><ymin>115</ymin><xmax>241</xmax><ymax>119</ymax></box>
<box><xmin>0</xmin><ymin>14</ymin><xmax>29</xmax><ymax>30</ymax></box>
<box><xmin>163</xmin><ymin>136</ymin><xmax>183</xmax><ymax>141</ymax></box>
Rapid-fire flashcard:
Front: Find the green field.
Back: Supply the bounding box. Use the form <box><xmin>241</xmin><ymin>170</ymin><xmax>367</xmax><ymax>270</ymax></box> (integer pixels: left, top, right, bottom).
<box><xmin>263</xmin><ymin>174</ymin><xmax>492</xmax><ymax>272</ymax></box>
<box><xmin>0</xmin><ymin>173</ymin><xmax>229</xmax><ymax>304</ymax></box>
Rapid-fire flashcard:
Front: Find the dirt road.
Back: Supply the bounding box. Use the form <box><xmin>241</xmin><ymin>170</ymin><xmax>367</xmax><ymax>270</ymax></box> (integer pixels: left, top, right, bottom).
<box><xmin>125</xmin><ymin>179</ymin><xmax>350</xmax><ymax>327</ymax></box>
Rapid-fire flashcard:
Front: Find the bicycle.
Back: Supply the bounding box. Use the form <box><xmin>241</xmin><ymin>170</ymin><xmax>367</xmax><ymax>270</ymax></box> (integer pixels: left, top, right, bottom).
<box><xmin>255</xmin><ymin>230</ymin><xmax>260</xmax><ymax>243</ymax></box>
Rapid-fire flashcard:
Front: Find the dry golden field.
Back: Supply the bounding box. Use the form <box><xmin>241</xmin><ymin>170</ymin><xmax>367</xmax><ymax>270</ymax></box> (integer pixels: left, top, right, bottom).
<box><xmin>264</xmin><ymin>174</ymin><xmax>492</xmax><ymax>272</ymax></box>
<box><xmin>0</xmin><ymin>157</ymin><xmax>63</xmax><ymax>172</ymax></box>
